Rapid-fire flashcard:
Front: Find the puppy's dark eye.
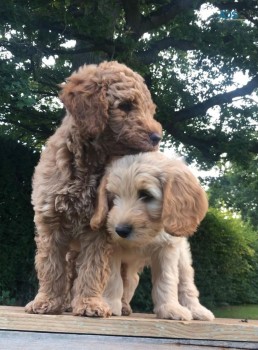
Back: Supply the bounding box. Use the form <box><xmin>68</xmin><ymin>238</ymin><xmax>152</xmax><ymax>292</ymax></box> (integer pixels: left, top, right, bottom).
<box><xmin>107</xmin><ymin>192</ymin><xmax>115</xmax><ymax>209</ymax></box>
<box><xmin>138</xmin><ymin>189</ymin><xmax>154</xmax><ymax>202</ymax></box>
<box><xmin>118</xmin><ymin>101</ymin><xmax>133</xmax><ymax>113</ymax></box>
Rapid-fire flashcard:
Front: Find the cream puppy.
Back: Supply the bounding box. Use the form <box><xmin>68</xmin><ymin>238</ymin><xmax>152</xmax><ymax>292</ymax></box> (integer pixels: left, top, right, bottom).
<box><xmin>91</xmin><ymin>152</ymin><xmax>214</xmax><ymax>321</ymax></box>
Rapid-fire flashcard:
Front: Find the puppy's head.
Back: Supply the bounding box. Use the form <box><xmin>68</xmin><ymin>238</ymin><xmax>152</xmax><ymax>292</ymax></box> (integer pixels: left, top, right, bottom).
<box><xmin>59</xmin><ymin>61</ymin><xmax>162</xmax><ymax>153</ymax></box>
<box><xmin>90</xmin><ymin>152</ymin><xmax>208</xmax><ymax>245</ymax></box>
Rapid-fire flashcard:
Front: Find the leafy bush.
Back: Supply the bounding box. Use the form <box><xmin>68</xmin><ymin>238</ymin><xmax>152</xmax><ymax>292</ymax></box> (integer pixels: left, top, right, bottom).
<box><xmin>131</xmin><ymin>267</ymin><xmax>153</xmax><ymax>313</ymax></box>
<box><xmin>0</xmin><ymin>137</ymin><xmax>38</xmax><ymax>305</ymax></box>
<box><xmin>0</xmin><ymin>290</ymin><xmax>16</xmax><ymax>306</ymax></box>
<box><xmin>190</xmin><ymin>208</ymin><xmax>258</xmax><ymax>308</ymax></box>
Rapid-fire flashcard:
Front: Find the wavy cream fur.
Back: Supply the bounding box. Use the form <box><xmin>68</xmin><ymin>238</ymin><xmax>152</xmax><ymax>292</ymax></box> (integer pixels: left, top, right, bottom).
<box><xmin>91</xmin><ymin>152</ymin><xmax>214</xmax><ymax>320</ymax></box>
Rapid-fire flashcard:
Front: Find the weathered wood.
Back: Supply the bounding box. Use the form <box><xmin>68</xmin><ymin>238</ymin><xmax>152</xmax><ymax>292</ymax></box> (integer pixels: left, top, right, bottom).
<box><xmin>0</xmin><ymin>306</ymin><xmax>258</xmax><ymax>349</ymax></box>
<box><xmin>1</xmin><ymin>330</ymin><xmax>258</xmax><ymax>350</ymax></box>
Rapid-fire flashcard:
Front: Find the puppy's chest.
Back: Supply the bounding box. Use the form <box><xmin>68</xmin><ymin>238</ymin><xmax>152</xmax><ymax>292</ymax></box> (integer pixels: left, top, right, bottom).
<box><xmin>117</xmin><ymin>234</ymin><xmax>178</xmax><ymax>266</ymax></box>
<box><xmin>119</xmin><ymin>245</ymin><xmax>152</xmax><ymax>267</ymax></box>
<box><xmin>55</xmin><ymin>175</ymin><xmax>100</xmax><ymax>224</ymax></box>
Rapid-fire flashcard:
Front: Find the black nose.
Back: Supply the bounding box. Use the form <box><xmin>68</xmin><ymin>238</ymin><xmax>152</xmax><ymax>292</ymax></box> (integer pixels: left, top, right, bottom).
<box><xmin>115</xmin><ymin>224</ymin><xmax>133</xmax><ymax>238</ymax></box>
<box><xmin>149</xmin><ymin>133</ymin><xmax>162</xmax><ymax>146</ymax></box>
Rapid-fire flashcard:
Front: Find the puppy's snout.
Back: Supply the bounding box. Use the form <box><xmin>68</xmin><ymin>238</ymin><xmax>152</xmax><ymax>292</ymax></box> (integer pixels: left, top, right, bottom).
<box><xmin>115</xmin><ymin>224</ymin><xmax>133</xmax><ymax>238</ymax></box>
<box><xmin>149</xmin><ymin>132</ymin><xmax>162</xmax><ymax>146</ymax></box>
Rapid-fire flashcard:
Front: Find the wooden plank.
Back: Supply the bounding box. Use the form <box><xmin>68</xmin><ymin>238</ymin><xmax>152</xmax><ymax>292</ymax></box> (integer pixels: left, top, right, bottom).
<box><xmin>0</xmin><ymin>306</ymin><xmax>258</xmax><ymax>343</ymax></box>
<box><xmin>1</xmin><ymin>330</ymin><xmax>258</xmax><ymax>350</ymax></box>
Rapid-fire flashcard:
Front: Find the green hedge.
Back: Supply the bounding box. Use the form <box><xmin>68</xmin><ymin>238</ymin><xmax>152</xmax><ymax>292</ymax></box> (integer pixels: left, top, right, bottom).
<box><xmin>190</xmin><ymin>209</ymin><xmax>258</xmax><ymax>308</ymax></box>
<box><xmin>0</xmin><ymin>137</ymin><xmax>38</xmax><ymax>305</ymax></box>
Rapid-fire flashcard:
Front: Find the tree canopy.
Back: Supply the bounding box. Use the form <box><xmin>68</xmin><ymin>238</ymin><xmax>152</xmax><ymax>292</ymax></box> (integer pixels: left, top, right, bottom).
<box><xmin>1</xmin><ymin>1</ymin><xmax>258</xmax><ymax>308</ymax></box>
<box><xmin>208</xmin><ymin>156</ymin><xmax>258</xmax><ymax>229</ymax></box>
<box><xmin>1</xmin><ymin>0</ymin><xmax>258</xmax><ymax>167</ymax></box>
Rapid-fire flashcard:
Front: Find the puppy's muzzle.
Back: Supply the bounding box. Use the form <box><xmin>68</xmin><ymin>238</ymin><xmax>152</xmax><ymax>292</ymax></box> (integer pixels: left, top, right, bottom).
<box><xmin>149</xmin><ymin>133</ymin><xmax>162</xmax><ymax>146</ymax></box>
<box><xmin>115</xmin><ymin>224</ymin><xmax>133</xmax><ymax>238</ymax></box>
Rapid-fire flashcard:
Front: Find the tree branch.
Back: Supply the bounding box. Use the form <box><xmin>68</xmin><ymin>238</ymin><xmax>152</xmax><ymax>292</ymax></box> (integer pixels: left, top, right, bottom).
<box><xmin>249</xmin><ymin>141</ymin><xmax>258</xmax><ymax>154</ymax></box>
<box><xmin>1</xmin><ymin>36</ymin><xmax>115</xmax><ymax>58</ymax></box>
<box><xmin>162</xmin><ymin>76</ymin><xmax>258</xmax><ymax>159</ymax></box>
<box><xmin>122</xmin><ymin>0</ymin><xmax>204</xmax><ymax>39</ymax></box>
<box><xmin>167</xmin><ymin>126</ymin><xmax>223</xmax><ymax>162</ymax></box>
<box><xmin>170</xmin><ymin>75</ymin><xmax>258</xmax><ymax>125</ymax></box>
<box><xmin>165</xmin><ymin>122</ymin><xmax>258</xmax><ymax>161</ymax></box>
<box><xmin>121</xmin><ymin>0</ymin><xmax>142</xmax><ymax>38</ymax></box>
<box><xmin>139</xmin><ymin>0</ymin><xmax>205</xmax><ymax>36</ymax></box>
<box><xmin>137</xmin><ymin>37</ymin><xmax>197</xmax><ymax>64</ymax></box>
<box><xmin>1</xmin><ymin>116</ymin><xmax>52</xmax><ymax>138</ymax></box>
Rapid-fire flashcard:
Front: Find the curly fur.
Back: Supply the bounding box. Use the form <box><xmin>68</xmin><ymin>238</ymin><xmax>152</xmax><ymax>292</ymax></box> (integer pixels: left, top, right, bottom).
<box><xmin>91</xmin><ymin>152</ymin><xmax>214</xmax><ymax>321</ymax></box>
<box><xmin>25</xmin><ymin>61</ymin><xmax>162</xmax><ymax>317</ymax></box>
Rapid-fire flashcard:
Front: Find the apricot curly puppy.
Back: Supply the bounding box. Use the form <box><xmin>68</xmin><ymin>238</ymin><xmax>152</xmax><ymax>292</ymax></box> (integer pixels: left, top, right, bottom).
<box><xmin>91</xmin><ymin>152</ymin><xmax>214</xmax><ymax>321</ymax></box>
<box><xmin>25</xmin><ymin>61</ymin><xmax>162</xmax><ymax>317</ymax></box>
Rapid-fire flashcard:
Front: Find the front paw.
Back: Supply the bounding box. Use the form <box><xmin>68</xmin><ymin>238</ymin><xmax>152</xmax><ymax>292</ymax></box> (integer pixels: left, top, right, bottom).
<box><xmin>105</xmin><ymin>298</ymin><xmax>122</xmax><ymax>316</ymax></box>
<box><xmin>25</xmin><ymin>294</ymin><xmax>63</xmax><ymax>314</ymax></box>
<box><xmin>72</xmin><ymin>297</ymin><xmax>112</xmax><ymax>317</ymax></box>
<box><xmin>189</xmin><ymin>304</ymin><xmax>215</xmax><ymax>321</ymax></box>
<box><xmin>121</xmin><ymin>302</ymin><xmax>132</xmax><ymax>316</ymax></box>
<box><xmin>155</xmin><ymin>303</ymin><xmax>192</xmax><ymax>321</ymax></box>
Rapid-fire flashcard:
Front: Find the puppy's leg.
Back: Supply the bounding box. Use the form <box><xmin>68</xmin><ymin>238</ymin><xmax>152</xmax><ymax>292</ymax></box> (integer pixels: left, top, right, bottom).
<box><xmin>63</xmin><ymin>249</ymin><xmax>79</xmax><ymax>312</ymax></box>
<box><xmin>178</xmin><ymin>239</ymin><xmax>214</xmax><ymax>321</ymax></box>
<box><xmin>151</xmin><ymin>244</ymin><xmax>192</xmax><ymax>321</ymax></box>
<box><xmin>71</xmin><ymin>230</ymin><xmax>112</xmax><ymax>317</ymax></box>
<box><xmin>25</xmin><ymin>221</ymin><xmax>68</xmax><ymax>314</ymax></box>
<box><xmin>121</xmin><ymin>263</ymin><xmax>140</xmax><ymax>316</ymax></box>
<box><xmin>103</xmin><ymin>252</ymin><xmax>123</xmax><ymax>316</ymax></box>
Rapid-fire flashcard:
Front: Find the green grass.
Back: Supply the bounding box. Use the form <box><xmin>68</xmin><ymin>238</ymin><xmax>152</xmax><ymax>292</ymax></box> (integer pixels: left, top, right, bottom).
<box><xmin>212</xmin><ymin>305</ymin><xmax>258</xmax><ymax>320</ymax></box>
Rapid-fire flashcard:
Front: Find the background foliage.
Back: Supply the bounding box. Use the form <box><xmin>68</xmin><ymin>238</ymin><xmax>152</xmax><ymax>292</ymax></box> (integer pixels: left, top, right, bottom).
<box><xmin>0</xmin><ymin>0</ymin><xmax>257</xmax><ymax>308</ymax></box>
<box><xmin>0</xmin><ymin>138</ymin><xmax>38</xmax><ymax>305</ymax></box>
<box><xmin>208</xmin><ymin>158</ymin><xmax>258</xmax><ymax>230</ymax></box>
<box><xmin>191</xmin><ymin>209</ymin><xmax>258</xmax><ymax>308</ymax></box>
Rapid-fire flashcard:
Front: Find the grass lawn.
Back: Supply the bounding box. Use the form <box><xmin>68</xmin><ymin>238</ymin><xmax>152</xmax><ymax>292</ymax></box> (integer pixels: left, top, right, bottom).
<box><xmin>212</xmin><ymin>304</ymin><xmax>258</xmax><ymax>320</ymax></box>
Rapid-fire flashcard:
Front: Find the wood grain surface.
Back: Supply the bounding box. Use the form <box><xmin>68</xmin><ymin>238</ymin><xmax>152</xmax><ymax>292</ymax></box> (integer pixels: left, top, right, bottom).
<box><xmin>0</xmin><ymin>306</ymin><xmax>257</xmax><ymax>349</ymax></box>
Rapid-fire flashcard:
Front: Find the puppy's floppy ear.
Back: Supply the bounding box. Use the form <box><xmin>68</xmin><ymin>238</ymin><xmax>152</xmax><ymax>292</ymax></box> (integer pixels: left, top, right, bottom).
<box><xmin>161</xmin><ymin>166</ymin><xmax>208</xmax><ymax>237</ymax></box>
<box><xmin>59</xmin><ymin>75</ymin><xmax>109</xmax><ymax>137</ymax></box>
<box><xmin>90</xmin><ymin>174</ymin><xmax>109</xmax><ymax>230</ymax></box>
